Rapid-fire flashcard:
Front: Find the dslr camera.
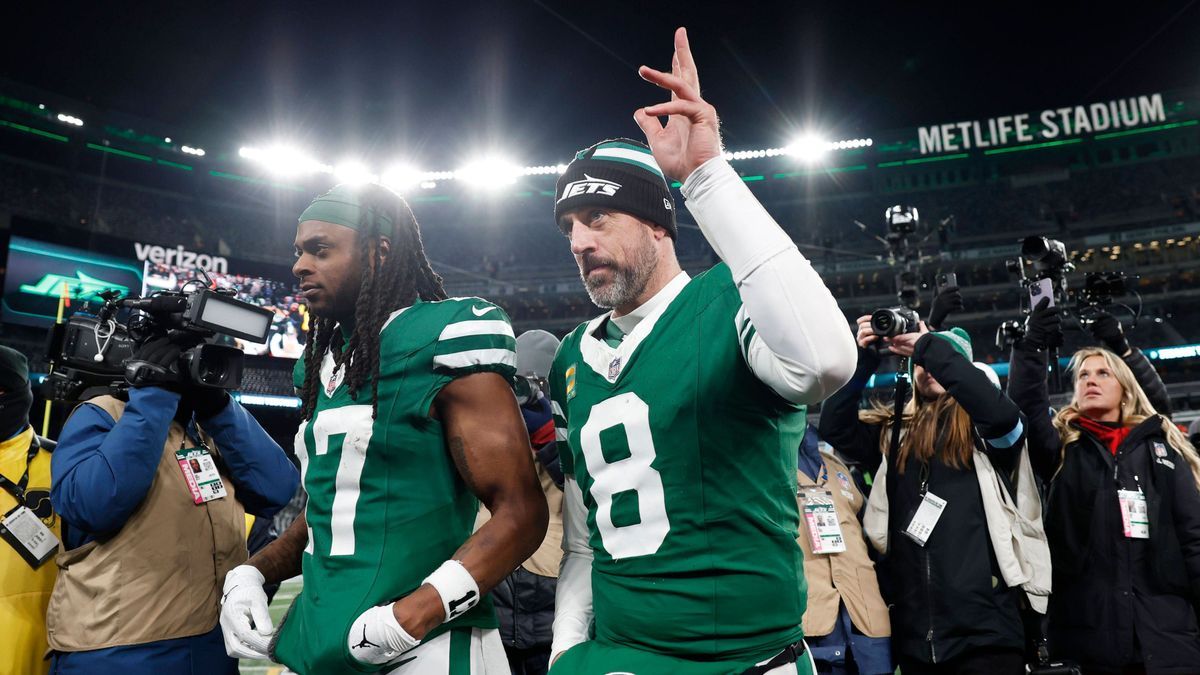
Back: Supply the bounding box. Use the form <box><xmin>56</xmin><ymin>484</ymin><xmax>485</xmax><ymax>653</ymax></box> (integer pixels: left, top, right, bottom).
<box><xmin>44</xmin><ymin>286</ymin><xmax>273</xmax><ymax>402</ymax></box>
<box><xmin>870</xmin><ymin>306</ymin><xmax>920</xmax><ymax>338</ymax></box>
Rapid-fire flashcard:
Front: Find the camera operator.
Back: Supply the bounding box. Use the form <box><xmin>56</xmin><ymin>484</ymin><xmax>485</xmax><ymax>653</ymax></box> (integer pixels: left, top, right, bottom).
<box><xmin>0</xmin><ymin>346</ymin><xmax>60</xmax><ymax>675</ymax></box>
<box><xmin>1008</xmin><ymin>300</ymin><xmax>1200</xmax><ymax>673</ymax></box>
<box><xmin>485</xmin><ymin>329</ymin><xmax>565</xmax><ymax>675</ymax></box>
<box><xmin>46</xmin><ymin>331</ymin><xmax>299</xmax><ymax>675</ymax></box>
<box><xmin>819</xmin><ymin>320</ymin><xmax>1039</xmax><ymax>675</ymax></box>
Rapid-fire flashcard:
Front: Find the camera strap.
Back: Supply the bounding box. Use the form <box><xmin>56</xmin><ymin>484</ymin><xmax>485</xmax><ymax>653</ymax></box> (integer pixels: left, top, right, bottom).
<box><xmin>0</xmin><ymin>435</ymin><xmax>40</xmax><ymax>506</ymax></box>
<box><xmin>888</xmin><ymin>358</ymin><xmax>909</xmax><ymax>460</ymax></box>
<box><xmin>0</xmin><ymin>435</ymin><xmax>57</xmax><ymax>569</ymax></box>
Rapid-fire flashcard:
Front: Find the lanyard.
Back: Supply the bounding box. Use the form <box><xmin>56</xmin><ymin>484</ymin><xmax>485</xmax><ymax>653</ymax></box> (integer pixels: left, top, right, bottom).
<box><xmin>0</xmin><ymin>436</ymin><xmax>40</xmax><ymax>506</ymax></box>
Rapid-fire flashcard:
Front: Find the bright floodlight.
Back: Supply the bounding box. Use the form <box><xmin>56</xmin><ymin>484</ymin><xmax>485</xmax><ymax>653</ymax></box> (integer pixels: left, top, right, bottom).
<box><xmin>381</xmin><ymin>164</ymin><xmax>423</xmax><ymax>192</ymax></box>
<box><xmin>787</xmin><ymin>135</ymin><xmax>829</xmax><ymax>163</ymax></box>
<box><xmin>334</xmin><ymin>161</ymin><xmax>375</xmax><ymax>185</ymax></box>
<box><xmin>240</xmin><ymin>145</ymin><xmax>326</xmax><ymax>176</ymax></box>
<box><xmin>456</xmin><ymin>157</ymin><xmax>522</xmax><ymax>190</ymax></box>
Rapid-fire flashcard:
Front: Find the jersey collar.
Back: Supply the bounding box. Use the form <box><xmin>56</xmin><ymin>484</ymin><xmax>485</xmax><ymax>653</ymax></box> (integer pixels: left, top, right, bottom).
<box><xmin>609</xmin><ymin>271</ymin><xmax>690</xmax><ymax>335</ymax></box>
<box><xmin>579</xmin><ymin>271</ymin><xmax>691</xmax><ymax>382</ymax></box>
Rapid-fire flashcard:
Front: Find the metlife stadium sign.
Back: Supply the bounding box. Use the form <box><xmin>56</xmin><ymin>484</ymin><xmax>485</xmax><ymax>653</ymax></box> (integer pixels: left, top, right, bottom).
<box><xmin>917</xmin><ymin>93</ymin><xmax>1167</xmax><ymax>155</ymax></box>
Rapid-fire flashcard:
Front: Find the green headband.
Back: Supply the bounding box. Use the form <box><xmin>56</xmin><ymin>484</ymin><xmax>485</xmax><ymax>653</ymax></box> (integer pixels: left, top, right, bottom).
<box><xmin>298</xmin><ymin>184</ymin><xmax>395</xmax><ymax>237</ymax></box>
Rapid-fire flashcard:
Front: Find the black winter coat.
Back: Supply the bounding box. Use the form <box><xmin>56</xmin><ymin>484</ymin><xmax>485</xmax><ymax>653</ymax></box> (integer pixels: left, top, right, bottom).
<box><xmin>491</xmin><ymin>566</ymin><xmax>557</xmax><ymax>651</ymax></box>
<box><xmin>1008</xmin><ymin>344</ymin><xmax>1200</xmax><ymax>674</ymax></box>
<box><xmin>819</xmin><ymin>335</ymin><xmax>1028</xmax><ymax>665</ymax></box>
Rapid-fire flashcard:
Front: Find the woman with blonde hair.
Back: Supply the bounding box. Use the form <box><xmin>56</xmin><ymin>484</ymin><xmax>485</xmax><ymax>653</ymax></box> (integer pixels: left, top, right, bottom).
<box><xmin>1009</xmin><ymin>303</ymin><xmax>1200</xmax><ymax>674</ymax></box>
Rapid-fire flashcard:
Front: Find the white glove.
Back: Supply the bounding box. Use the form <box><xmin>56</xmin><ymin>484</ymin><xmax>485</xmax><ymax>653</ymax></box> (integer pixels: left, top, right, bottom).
<box><xmin>220</xmin><ymin>564</ymin><xmax>274</xmax><ymax>659</ymax></box>
<box><xmin>347</xmin><ymin>603</ymin><xmax>421</xmax><ymax>666</ymax></box>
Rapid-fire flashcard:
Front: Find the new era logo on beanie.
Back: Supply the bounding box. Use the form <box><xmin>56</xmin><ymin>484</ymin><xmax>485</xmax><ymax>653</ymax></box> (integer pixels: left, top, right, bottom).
<box><xmin>554</xmin><ymin>139</ymin><xmax>677</xmax><ymax>238</ymax></box>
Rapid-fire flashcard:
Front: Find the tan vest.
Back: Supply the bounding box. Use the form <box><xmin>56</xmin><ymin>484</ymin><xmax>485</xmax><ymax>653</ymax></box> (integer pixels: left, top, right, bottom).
<box><xmin>476</xmin><ymin>457</ymin><xmax>563</xmax><ymax>578</ymax></box>
<box><xmin>45</xmin><ymin>396</ymin><xmax>248</xmax><ymax>651</ymax></box>
<box><xmin>796</xmin><ymin>453</ymin><xmax>890</xmax><ymax>639</ymax></box>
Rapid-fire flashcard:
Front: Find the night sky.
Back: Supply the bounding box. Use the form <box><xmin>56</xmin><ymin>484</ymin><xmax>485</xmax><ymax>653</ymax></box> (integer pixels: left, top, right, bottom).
<box><xmin>3</xmin><ymin>1</ymin><xmax>1199</xmax><ymax>168</ymax></box>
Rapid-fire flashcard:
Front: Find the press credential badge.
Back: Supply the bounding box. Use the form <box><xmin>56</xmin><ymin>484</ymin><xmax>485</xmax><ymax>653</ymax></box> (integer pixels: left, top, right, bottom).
<box><xmin>801</xmin><ymin>488</ymin><xmax>846</xmax><ymax>554</ymax></box>
<box><xmin>176</xmin><ymin>446</ymin><xmax>228</xmax><ymax>504</ymax></box>
<box><xmin>0</xmin><ymin>505</ymin><xmax>58</xmax><ymax>568</ymax></box>
<box><xmin>1117</xmin><ymin>489</ymin><xmax>1150</xmax><ymax>539</ymax></box>
<box><xmin>904</xmin><ymin>491</ymin><xmax>948</xmax><ymax>546</ymax></box>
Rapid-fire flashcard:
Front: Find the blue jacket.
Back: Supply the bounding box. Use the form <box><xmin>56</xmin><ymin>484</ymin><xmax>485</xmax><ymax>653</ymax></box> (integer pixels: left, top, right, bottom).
<box><xmin>49</xmin><ymin>387</ymin><xmax>298</xmax><ymax>673</ymax></box>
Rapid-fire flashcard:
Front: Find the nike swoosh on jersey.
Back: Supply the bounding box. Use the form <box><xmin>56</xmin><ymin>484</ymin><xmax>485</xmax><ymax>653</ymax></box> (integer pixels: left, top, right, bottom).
<box><xmin>471</xmin><ymin>305</ymin><xmax>498</xmax><ymax>317</ymax></box>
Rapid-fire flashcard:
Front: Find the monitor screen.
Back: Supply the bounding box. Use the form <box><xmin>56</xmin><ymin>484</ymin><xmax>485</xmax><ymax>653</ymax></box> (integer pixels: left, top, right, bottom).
<box><xmin>1</xmin><ymin>236</ymin><xmax>144</xmax><ymax>328</ymax></box>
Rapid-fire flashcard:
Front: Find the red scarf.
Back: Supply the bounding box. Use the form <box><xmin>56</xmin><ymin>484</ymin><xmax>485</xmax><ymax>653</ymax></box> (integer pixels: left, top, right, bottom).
<box><xmin>1076</xmin><ymin>416</ymin><xmax>1131</xmax><ymax>456</ymax></box>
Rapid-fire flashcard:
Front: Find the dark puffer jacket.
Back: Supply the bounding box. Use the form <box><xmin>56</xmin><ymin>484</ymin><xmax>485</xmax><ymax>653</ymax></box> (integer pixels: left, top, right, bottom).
<box><xmin>1008</xmin><ymin>344</ymin><xmax>1200</xmax><ymax>674</ymax></box>
<box><xmin>491</xmin><ymin>566</ymin><xmax>557</xmax><ymax>651</ymax></box>
<box><xmin>820</xmin><ymin>336</ymin><xmax>1027</xmax><ymax>665</ymax></box>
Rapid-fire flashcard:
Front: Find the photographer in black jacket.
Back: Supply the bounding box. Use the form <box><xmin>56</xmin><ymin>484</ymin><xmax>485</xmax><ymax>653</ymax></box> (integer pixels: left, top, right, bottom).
<box><xmin>1008</xmin><ymin>300</ymin><xmax>1200</xmax><ymax>674</ymax></box>
<box><xmin>820</xmin><ymin>318</ymin><xmax>1030</xmax><ymax>675</ymax></box>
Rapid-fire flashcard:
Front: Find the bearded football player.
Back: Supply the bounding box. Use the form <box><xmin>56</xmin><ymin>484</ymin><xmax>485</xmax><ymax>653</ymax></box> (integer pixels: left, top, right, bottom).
<box><xmin>548</xmin><ymin>28</ymin><xmax>857</xmax><ymax>675</ymax></box>
<box><xmin>219</xmin><ymin>184</ymin><xmax>548</xmax><ymax>674</ymax></box>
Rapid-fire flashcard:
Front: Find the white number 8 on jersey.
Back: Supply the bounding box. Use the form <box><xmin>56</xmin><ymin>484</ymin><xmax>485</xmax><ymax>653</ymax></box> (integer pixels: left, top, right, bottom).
<box><xmin>579</xmin><ymin>393</ymin><xmax>670</xmax><ymax>559</ymax></box>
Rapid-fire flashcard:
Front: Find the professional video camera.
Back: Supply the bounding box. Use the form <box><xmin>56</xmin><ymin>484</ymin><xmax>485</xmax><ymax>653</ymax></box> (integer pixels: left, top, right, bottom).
<box><xmin>996</xmin><ymin>236</ymin><xmax>1074</xmax><ymax>351</ymax></box>
<box><xmin>1074</xmin><ymin>270</ymin><xmax>1140</xmax><ymax>328</ymax></box>
<box><xmin>43</xmin><ymin>283</ymin><xmax>274</xmax><ymax>402</ymax></box>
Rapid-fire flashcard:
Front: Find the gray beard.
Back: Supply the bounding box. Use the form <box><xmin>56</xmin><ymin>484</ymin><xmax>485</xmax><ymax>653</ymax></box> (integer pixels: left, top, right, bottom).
<box><xmin>582</xmin><ymin>242</ymin><xmax>658</xmax><ymax>310</ymax></box>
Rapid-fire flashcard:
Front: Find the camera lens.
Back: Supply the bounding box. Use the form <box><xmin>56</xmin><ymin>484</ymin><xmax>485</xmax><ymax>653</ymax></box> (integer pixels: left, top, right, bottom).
<box><xmin>870</xmin><ymin>309</ymin><xmax>898</xmax><ymax>337</ymax></box>
<box><xmin>1021</xmin><ymin>236</ymin><xmax>1049</xmax><ymax>260</ymax></box>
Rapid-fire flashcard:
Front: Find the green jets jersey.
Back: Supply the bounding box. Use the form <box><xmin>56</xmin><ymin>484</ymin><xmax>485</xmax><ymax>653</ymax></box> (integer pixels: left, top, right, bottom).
<box><xmin>274</xmin><ymin>297</ymin><xmax>516</xmax><ymax>674</ymax></box>
<box><xmin>549</xmin><ymin>264</ymin><xmax>809</xmax><ymax>664</ymax></box>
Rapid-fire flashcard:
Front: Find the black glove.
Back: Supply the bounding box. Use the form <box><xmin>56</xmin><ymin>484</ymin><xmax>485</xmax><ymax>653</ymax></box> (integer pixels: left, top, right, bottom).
<box><xmin>183</xmin><ymin>387</ymin><xmax>231</xmax><ymax>420</ymax></box>
<box><xmin>1088</xmin><ymin>312</ymin><xmax>1130</xmax><ymax>356</ymax></box>
<box><xmin>928</xmin><ymin>286</ymin><xmax>964</xmax><ymax>330</ymax></box>
<box><xmin>124</xmin><ymin>333</ymin><xmax>202</xmax><ymax>389</ymax></box>
<box><xmin>1021</xmin><ymin>297</ymin><xmax>1062</xmax><ymax>351</ymax></box>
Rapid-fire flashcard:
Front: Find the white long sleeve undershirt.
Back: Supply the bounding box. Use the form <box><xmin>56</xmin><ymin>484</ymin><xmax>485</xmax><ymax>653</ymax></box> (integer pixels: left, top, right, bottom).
<box><xmin>682</xmin><ymin>156</ymin><xmax>856</xmax><ymax>404</ymax></box>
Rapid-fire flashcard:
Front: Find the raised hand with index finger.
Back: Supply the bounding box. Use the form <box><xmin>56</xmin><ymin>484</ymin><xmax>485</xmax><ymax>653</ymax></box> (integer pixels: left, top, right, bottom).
<box><xmin>634</xmin><ymin>27</ymin><xmax>723</xmax><ymax>184</ymax></box>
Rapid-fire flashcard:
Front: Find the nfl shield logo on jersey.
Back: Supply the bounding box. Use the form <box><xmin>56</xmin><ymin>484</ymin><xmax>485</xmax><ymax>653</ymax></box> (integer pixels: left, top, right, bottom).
<box><xmin>607</xmin><ymin>357</ymin><xmax>621</xmax><ymax>381</ymax></box>
<box><xmin>326</xmin><ymin>366</ymin><xmax>344</xmax><ymax>397</ymax></box>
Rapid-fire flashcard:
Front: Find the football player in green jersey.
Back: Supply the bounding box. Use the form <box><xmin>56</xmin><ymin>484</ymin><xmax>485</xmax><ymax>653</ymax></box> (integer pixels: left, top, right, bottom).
<box><xmin>547</xmin><ymin>28</ymin><xmax>857</xmax><ymax>675</ymax></box>
<box><xmin>218</xmin><ymin>183</ymin><xmax>548</xmax><ymax>674</ymax></box>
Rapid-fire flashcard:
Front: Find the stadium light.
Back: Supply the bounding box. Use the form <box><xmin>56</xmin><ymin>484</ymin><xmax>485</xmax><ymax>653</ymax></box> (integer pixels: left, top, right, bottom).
<box><xmin>786</xmin><ymin>135</ymin><xmax>829</xmax><ymax>163</ymax></box>
<box><xmin>182</xmin><ymin>145</ymin><xmax>206</xmax><ymax>156</ymax></box>
<box><xmin>334</xmin><ymin>161</ymin><xmax>375</xmax><ymax>185</ymax></box>
<box><xmin>239</xmin><ymin>145</ymin><xmax>328</xmax><ymax>176</ymax></box>
<box><xmin>456</xmin><ymin>156</ymin><xmax>522</xmax><ymax>189</ymax></box>
<box><xmin>380</xmin><ymin>164</ymin><xmax>423</xmax><ymax>192</ymax></box>
<box><xmin>521</xmin><ymin>163</ymin><xmax>568</xmax><ymax>176</ymax></box>
<box><xmin>56</xmin><ymin>113</ymin><xmax>83</xmax><ymax>127</ymax></box>
<box><xmin>164</xmin><ymin>137</ymin><xmax>172</xmax><ymax>143</ymax></box>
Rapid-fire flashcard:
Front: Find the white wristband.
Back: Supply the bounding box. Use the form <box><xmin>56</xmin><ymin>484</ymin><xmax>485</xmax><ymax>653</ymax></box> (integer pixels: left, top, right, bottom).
<box><xmin>423</xmin><ymin>559</ymin><xmax>480</xmax><ymax>622</ymax></box>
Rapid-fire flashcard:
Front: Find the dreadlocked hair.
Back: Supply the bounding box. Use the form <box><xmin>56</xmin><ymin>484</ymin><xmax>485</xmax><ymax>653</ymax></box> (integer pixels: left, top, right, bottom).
<box><xmin>299</xmin><ymin>184</ymin><xmax>447</xmax><ymax>421</ymax></box>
